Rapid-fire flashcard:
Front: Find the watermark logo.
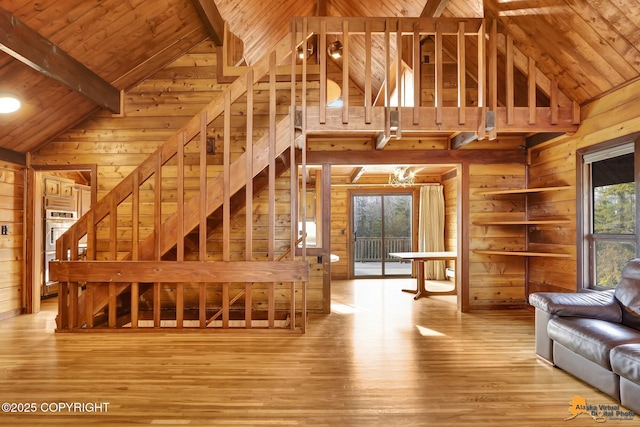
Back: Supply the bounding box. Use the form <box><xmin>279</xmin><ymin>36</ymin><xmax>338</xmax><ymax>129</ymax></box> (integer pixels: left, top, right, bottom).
<box><xmin>565</xmin><ymin>396</ymin><xmax>635</xmax><ymax>423</ymax></box>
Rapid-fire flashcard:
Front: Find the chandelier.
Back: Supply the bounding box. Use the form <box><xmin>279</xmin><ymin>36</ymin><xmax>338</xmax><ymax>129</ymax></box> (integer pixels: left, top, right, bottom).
<box><xmin>388</xmin><ymin>166</ymin><xmax>415</xmax><ymax>187</ymax></box>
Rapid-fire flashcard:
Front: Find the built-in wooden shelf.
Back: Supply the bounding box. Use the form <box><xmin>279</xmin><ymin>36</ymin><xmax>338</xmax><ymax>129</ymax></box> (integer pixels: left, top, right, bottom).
<box><xmin>473</xmin><ymin>250</ymin><xmax>572</xmax><ymax>258</ymax></box>
<box><xmin>473</xmin><ymin>185</ymin><xmax>574</xmax><ymax>258</ymax></box>
<box><xmin>473</xmin><ymin>219</ymin><xmax>571</xmax><ymax>226</ymax></box>
<box><xmin>474</xmin><ymin>185</ymin><xmax>572</xmax><ymax>196</ymax></box>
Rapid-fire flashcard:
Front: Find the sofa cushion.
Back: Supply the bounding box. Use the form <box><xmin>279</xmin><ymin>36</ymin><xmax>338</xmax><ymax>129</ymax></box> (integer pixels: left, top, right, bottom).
<box><xmin>615</xmin><ymin>258</ymin><xmax>640</xmax><ymax>330</ymax></box>
<box><xmin>547</xmin><ymin>317</ymin><xmax>640</xmax><ymax>369</ymax></box>
<box><xmin>611</xmin><ymin>344</ymin><xmax>640</xmax><ymax>385</ymax></box>
<box><xmin>529</xmin><ymin>290</ymin><xmax>621</xmax><ymax>322</ymax></box>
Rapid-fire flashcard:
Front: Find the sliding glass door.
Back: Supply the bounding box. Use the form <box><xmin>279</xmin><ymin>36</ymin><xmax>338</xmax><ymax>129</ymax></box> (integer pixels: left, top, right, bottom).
<box><xmin>352</xmin><ymin>193</ymin><xmax>413</xmax><ymax>277</ymax></box>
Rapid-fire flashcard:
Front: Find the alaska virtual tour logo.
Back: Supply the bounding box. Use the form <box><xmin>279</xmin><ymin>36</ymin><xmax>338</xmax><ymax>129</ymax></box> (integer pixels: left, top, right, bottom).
<box><xmin>565</xmin><ymin>396</ymin><xmax>635</xmax><ymax>423</ymax></box>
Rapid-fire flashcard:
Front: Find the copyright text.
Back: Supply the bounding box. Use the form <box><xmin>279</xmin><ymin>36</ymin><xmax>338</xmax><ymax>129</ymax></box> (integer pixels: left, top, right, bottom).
<box><xmin>2</xmin><ymin>402</ymin><xmax>110</xmax><ymax>413</ymax></box>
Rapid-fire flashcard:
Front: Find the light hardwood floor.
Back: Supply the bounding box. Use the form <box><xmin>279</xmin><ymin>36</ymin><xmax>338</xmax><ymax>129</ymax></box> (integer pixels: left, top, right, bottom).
<box><xmin>0</xmin><ymin>279</ymin><xmax>635</xmax><ymax>426</ymax></box>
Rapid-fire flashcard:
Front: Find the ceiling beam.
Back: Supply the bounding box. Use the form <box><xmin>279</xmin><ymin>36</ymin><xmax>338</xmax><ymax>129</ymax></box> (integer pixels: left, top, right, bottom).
<box><xmin>0</xmin><ymin>7</ymin><xmax>120</xmax><ymax>114</ymax></box>
<box><xmin>525</xmin><ymin>132</ymin><xmax>565</xmax><ymax>148</ymax></box>
<box><xmin>191</xmin><ymin>0</ymin><xmax>224</xmax><ymax>46</ymax></box>
<box><xmin>449</xmin><ymin>132</ymin><xmax>478</xmax><ymax>150</ymax></box>
<box><xmin>350</xmin><ymin>167</ymin><xmax>365</xmax><ymax>183</ymax></box>
<box><xmin>375</xmin><ymin>132</ymin><xmax>392</xmax><ymax>150</ymax></box>
<box><xmin>421</xmin><ymin>0</ymin><xmax>449</xmax><ymax>17</ymax></box>
<box><xmin>0</xmin><ymin>147</ymin><xmax>26</xmax><ymax>165</ymax></box>
<box><xmin>307</xmin><ymin>149</ymin><xmax>526</xmax><ymax>165</ymax></box>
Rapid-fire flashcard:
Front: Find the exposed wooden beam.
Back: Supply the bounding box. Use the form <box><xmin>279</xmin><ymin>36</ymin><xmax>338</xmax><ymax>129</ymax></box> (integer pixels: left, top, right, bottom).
<box><xmin>307</xmin><ymin>149</ymin><xmax>526</xmax><ymax>165</ymax></box>
<box><xmin>525</xmin><ymin>132</ymin><xmax>565</xmax><ymax>148</ymax></box>
<box><xmin>421</xmin><ymin>0</ymin><xmax>449</xmax><ymax>17</ymax></box>
<box><xmin>0</xmin><ymin>7</ymin><xmax>120</xmax><ymax>114</ymax></box>
<box><xmin>191</xmin><ymin>0</ymin><xmax>224</xmax><ymax>46</ymax></box>
<box><xmin>0</xmin><ymin>147</ymin><xmax>26</xmax><ymax>165</ymax></box>
<box><xmin>350</xmin><ymin>167</ymin><xmax>365</xmax><ymax>183</ymax></box>
<box><xmin>449</xmin><ymin>132</ymin><xmax>478</xmax><ymax>150</ymax></box>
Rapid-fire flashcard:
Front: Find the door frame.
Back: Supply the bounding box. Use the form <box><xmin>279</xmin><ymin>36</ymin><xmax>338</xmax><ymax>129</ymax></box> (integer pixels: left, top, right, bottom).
<box><xmin>347</xmin><ymin>187</ymin><xmax>420</xmax><ymax>279</ymax></box>
<box><xmin>25</xmin><ymin>164</ymin><xmax>96</xmax><ymax>314</ymax></box>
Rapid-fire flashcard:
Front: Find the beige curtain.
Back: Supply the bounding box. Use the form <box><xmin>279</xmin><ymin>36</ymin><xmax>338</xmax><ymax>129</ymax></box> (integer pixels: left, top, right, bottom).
<box><xmin>418</xmin><ymin>185</ymin><xmax>445</xmax><ymax>280</ymax></box>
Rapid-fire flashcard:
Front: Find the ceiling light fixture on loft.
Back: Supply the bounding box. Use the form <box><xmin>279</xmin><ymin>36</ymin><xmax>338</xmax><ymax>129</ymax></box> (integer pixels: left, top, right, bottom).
<box><xmin>388</xmin><ymin>166</ymin><xmax>415</xmax><ymax>187</ymax></box>
<box><xmin>328</xmin><ymin>40</ymin><xmax>343</xmax><ymax>59</ymax></box>
<box><xmin>0</xmin><ymin>93</ymin><xmax>21</xmax><ymax>114</ymax></box>
<box><xmin>297</xmin><ymin>42</ymin><xmax>314</xmax><ymax>59</ymax></box>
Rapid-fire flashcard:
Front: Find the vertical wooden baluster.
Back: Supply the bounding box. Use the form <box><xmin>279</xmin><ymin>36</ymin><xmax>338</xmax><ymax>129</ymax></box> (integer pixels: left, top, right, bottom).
<box><xmin>488</xmin><ymin>19</ymin><xmax>497</xmax><ymax>140</ymax></box>
<box><xmin>199</xmin><ymin>111</ymin><xmax>208</xmax><ymax>328</ymax></box>
<box><xmin>396</xmin><ymin>18</ymin><xmax>403</xmax><ymax>137</ymax></box>
<box><xmin>319</xmin><ymin>19</ymin><xmax>327</xmax><ymax>124</ymax></box>
<box><xmin>458</xmin><ymin>22</ymin><xmax>466</xmax><ymax>125</ymax></box>
<box><xmin>365</xmin><ymin>20</ymin><xmax>372</xmax><ymax>124</ymax></box>
<box><xmin>86</xmin><ymin>209</ymin><xmax>95</xmax><ymax>328</ymax></box>
<box><xmin>528</xmin><ymin>56</ymin><xmax>537</xmax><ymax>124</ymax></box>
<box><xmin>223</xmin><ymin>90</ymin><xmax>231</xmax><ymax>329</ymax></box>
<box><xmin>385</xmin><ymin>19</ymin><xmax>391</xmax><ymax>138</ymax></box>
<box><xmin>176</xmin><ymin>132</ymin><xmax>185</xmax><ymax>329</ymax></box>
<box><xmin>131</xmin><ymin>171</ymin><xmax>139</xmax><ymax>329</ymax></box>
<box><xmin>154</xmin><ymin>157</ymin><xmax>162</xmax><ymax>328</ymax></box>
<box><xmin>108</xmin><ymin>196</ymin><xmax>117</xmax><ymax>328</ymax></box>
<box><xmin>477</xmin><ymin>20</ymin><xmax>486</xmax><ymax>140</ymax></box>
<box><xmin>413</xmin><ymin>20</ymin><xmax>420</xmax><ymax>125</ymax></box>
<box><xmin>506</xmin><ymin>32</ymin><xmax>514</xmax><ymax>126</ymax></box>
<box><xmin>435</xmin><ymin>21</ymin><xmax>443</xmax><ymax>126</ymax></box>
<box><xmin>289</xmin><ymin>18</ymin><xmax>299</xmax><ymax>331</ymax></box>
<box><xmin>342</xmin><ymin>20</ymin><xmax>349</xmax><ymax>124</ymax></box>
<box><xmin>550</xmin><ymin>80</ymin><xmax>559</xmax><ymax>124</ymax></box>
<box><xmin>247</xmin><ymin>66</ymin><xmax>255</xmax><ymax>329</ymax></box>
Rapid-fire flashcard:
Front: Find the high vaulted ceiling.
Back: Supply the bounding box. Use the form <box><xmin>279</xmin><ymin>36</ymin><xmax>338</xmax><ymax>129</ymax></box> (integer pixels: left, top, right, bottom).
<box><xmin>0</xmin><ymin>0</ymin><xmax>638</xmax><ymax>159</ymax></box>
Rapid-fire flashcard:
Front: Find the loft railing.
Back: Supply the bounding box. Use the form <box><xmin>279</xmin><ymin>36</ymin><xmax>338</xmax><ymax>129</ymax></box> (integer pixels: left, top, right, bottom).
<box><xmin>291</xmin><ymin>17</ymin><xmax>579</xmax><ymax>146</ymax></box>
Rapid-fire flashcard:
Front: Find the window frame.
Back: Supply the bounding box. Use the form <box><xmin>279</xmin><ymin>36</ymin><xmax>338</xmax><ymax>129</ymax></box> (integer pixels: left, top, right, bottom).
<box><xmin>577</xmin><ymin>133</ymin><xmax>640</xmax><ymax>290</ymax></box>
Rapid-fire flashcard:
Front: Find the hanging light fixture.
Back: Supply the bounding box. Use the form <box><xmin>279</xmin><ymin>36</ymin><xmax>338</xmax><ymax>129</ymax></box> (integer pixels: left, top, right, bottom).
<box><xmin>0</xmin><ymin>93</ymin><xmax>21</xmax><ymax>114</ymax></box>
<box><xmin>327</xmin><ymin>40</ymin><xmax>343</xmax><ymax>59</ymax></box>
<box><xmin>388</xmin><ymin>166</ymin><xmax>415</xmax><ymax>187</ymax></box>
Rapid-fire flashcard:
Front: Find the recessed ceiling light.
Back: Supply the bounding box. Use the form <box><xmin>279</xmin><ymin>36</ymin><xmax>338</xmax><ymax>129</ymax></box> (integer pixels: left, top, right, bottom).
<box><xmin>0</xmin><ymin>94</ymin><xmax>21</xmax><ymax>114</ymax></box>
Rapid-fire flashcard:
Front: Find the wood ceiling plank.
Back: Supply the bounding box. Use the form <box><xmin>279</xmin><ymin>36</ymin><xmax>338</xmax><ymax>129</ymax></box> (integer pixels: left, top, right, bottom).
<box><xmin>0</xmin><ymin>6</ymin><xmax>121</xmax><ymax>113</ymax></box>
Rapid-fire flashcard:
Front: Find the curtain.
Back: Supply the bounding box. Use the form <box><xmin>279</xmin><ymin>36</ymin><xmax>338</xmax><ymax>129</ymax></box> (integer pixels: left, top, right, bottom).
<box><xmin>418</xmin><ymin>185</ymin><xmax>445</xmax><ymax>280</ymax></box>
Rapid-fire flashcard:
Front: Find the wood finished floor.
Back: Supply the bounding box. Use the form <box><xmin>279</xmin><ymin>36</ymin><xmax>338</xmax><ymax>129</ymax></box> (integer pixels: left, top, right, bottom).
<box><xmin>0</xmin><ymin>278</ymin><xmax>636</xmax><ymax>426</ymax></box>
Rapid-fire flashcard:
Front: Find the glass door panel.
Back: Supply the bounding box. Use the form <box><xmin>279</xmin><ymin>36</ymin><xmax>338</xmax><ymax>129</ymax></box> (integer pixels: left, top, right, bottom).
<box><xmin>352</xmin><ymin>193</ymin><xmax>412</xmax><ymax>277</ymax></box>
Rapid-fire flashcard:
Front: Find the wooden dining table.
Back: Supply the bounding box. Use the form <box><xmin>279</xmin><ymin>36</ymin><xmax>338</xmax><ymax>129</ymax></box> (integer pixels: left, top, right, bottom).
<box><xmin>389</xmin><ymin>251</ymin><xmax>457</xmax><ymax>300</ymax></box>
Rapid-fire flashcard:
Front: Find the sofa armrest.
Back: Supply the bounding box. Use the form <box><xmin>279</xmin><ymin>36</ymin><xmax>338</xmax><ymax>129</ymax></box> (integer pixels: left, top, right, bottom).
<box><xmin>529</xmin><ymin>289</ymin><xmax>622</xmax><ymax>323</ymax></box>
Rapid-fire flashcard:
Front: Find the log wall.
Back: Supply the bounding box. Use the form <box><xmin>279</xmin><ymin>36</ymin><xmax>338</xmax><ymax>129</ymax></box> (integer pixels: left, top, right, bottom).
<box><xmin>527</xmin><ymin>80</ymin><xmax>640</xmax><ymax>293</ymax></box>
<box><xmin>0</xmin><ymin>161</ymin><xmax>25</xmax><ymax>319</ymax></box>
<box><xmin>468</xmin><ymin>163</ymin><xmax>527</xmax><ymax>308</ymax></box>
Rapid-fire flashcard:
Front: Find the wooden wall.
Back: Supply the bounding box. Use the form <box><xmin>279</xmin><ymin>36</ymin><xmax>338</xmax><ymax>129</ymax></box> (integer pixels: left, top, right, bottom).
<box><xmin>527</xmin><ymin>80</ymin><xmax>640</xmax><ymax>293</ymax></box>
<box><xmin>0</xmin><ymin>161</ymin><xmax>24</xmax><ymax>320</ymax></box>
<box><xmin>468</xmin><ymin>163</ymin><xmax>527</xmax><ymax>309</ymax></box>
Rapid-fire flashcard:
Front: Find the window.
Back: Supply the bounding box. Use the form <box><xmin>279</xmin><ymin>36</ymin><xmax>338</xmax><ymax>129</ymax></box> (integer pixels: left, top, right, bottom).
<box><xmin>581</xmin><ymin>139</ymin><xmax>638</xmax><ymax>289</ymax></box>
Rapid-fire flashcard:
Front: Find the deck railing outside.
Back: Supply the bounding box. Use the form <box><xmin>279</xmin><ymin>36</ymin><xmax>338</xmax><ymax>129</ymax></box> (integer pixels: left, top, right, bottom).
<box><xmin>354</xmin><ymin>237</ymin><xmax>412</xmax><ymax>262</ymax></box>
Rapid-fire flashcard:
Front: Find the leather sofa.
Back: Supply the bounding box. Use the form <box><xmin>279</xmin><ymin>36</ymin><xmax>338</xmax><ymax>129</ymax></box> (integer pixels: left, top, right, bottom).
<box><xmin>529</xmin><ymin>258</ymin><xmax>640</xmax><ymax>413</ymax></box>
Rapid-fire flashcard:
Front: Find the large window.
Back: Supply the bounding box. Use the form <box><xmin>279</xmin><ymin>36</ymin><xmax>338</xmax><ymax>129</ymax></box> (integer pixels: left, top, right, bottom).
<box><xmin>582</xmin><ymin>140</ymin><xmax>638</xmax><ymax>289</ymax></box>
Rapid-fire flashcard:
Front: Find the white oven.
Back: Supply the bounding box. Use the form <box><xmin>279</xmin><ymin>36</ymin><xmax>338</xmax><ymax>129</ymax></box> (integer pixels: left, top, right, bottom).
<box><xmin>43</xmin><ymin>209</ymin><xmax>77</xmax><ymax>297</ymax></box>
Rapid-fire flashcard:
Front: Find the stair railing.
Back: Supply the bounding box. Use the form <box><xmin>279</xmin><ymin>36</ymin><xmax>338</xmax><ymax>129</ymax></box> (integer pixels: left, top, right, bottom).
<box><xmin>53</xmin><ymin>32</ymin><xmax>309</xmax><ymax>332</ymax></box>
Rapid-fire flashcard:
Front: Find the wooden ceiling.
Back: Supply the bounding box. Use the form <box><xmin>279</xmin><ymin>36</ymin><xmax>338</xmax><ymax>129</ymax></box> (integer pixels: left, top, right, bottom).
<box><xmin>0</xmin><ymin>0</ymin><xmax>638</xmax><ymax>161</ymax></box>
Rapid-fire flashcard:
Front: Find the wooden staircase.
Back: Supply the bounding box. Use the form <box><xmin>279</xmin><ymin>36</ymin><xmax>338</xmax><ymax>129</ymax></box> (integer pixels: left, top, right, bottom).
<box><xmin>52</xmin><ymin>33</ymin><xmax>310</xmax><ymax>332</ymax></box>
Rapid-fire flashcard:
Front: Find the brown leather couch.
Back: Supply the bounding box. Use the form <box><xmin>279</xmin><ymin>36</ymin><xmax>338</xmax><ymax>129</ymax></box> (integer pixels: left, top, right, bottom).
<box><xmin>529</xmin><ymin>258</ymin><xmax>640</xmax><ymax>413</ymax></box>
